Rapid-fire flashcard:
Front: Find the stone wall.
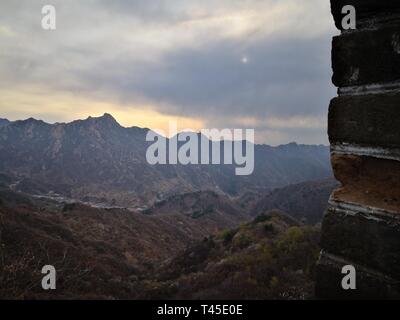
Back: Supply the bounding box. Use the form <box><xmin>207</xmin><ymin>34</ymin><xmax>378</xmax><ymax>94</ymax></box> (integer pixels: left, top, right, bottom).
<box><xmin>316</xmin><ymin>1</ymin><xmax>400</xmax><ymax>299</ymax></box>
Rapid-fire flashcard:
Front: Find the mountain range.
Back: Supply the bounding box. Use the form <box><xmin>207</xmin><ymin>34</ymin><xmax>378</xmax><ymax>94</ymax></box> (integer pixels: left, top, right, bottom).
<box><xmin>0</xmin><ymin>113</ymin><xmax>332</xmax><ymax>208</ymax></box>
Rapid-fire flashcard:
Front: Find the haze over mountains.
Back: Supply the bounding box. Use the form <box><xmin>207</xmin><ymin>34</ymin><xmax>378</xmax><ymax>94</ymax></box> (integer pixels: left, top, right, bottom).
<box><xmin>0</xmin><ymin>113</ymin><xmax>332</xmax><ymax>208</ymax></box>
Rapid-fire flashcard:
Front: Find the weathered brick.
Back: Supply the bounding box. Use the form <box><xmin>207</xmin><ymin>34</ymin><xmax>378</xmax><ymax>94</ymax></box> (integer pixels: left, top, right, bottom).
<box><xmin>332</xmin><ymin>27</ymin><xmax>400</xmax><ymax>87</ymax></box>
<box><xmin>328</xmin><ymin>93</ymin><xmax>400</xmax><ymax>148</ymax></box>
<box><xmin>330</xmin><ymin>154</ymin><xmax>400</xmax><ymax>213</ymax></box>
<box><xmin>321</xmin><ymin>203</ymin><xmax>400</xmax><ymax>279</ymax></box>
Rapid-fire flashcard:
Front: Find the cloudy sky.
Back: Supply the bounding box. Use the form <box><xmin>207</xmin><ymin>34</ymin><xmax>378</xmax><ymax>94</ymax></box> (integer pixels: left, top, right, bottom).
<box><xmin>0</xmin><ymin>0</ymin><xmax>338</xmax><ymax>145</ymax></box>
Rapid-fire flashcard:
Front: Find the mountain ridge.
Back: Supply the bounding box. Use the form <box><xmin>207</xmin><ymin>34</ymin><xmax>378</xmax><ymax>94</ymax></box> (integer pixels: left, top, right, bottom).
<box><xmin>1</xmin><ymin>113</ymin><xmax>329</xmax><ymax>147</ymax></box>
<box><xmin>0</xmin><ymin>114</ymin><xmax>332</xmax><ymax>207</ymax></box>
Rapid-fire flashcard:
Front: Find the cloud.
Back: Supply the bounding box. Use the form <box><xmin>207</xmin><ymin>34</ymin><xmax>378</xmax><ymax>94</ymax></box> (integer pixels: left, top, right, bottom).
<box><xmin>0</xmin><ymin>0</ymin><xmax>338</xmax><ymax>145</ymax></box>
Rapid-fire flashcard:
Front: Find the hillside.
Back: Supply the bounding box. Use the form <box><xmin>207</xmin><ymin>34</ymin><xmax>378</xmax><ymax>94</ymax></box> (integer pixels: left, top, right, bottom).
<box><xmin>250</xmin><ymin>179</ymin><xmax>339</xmax><ymax>224</ymax></box>
<box><xmin>0</xmin><ymin>188</ymin><xmax>250</xmax><ymax>299</ymax></box>
<box><xmin>0</xmin><ymin>188</ymin><xmax>320</xmax><ymax>299</ymax></box>
<box><xmin>142</xmin><ymin>190</ymin><xmax>247</xmax><ymax>221</ymax></box>
<box><xmin>0</xmin><ymin>114</ymin><xmax>332</xmax><ymax>207</ymax></box>
<box><xmin>133</xmin><ymin>211</ymin><xmax>320</xmax><ymax>300</ymax></box>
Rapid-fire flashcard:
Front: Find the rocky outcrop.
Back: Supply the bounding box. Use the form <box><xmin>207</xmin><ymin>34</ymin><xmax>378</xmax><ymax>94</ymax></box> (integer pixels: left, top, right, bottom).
<box><xmin>316</xmin><ymin>1</ymin><xmax>400</xmax><ymax>299</ymax></box>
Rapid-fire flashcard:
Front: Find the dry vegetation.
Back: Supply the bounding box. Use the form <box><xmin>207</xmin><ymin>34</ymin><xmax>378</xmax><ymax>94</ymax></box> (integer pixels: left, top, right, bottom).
<box><xmin>0</xmin><ymin>188</ymin><xmax>320</xmax><ymax>299</ymax></box>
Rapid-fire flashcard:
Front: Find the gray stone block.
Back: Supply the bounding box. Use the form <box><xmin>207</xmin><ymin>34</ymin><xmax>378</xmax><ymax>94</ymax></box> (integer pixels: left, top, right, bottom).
<box><xmin>321</xmin><ymin>203</ymin><xmax>400</xmax><ymax>279</ymax></box>
<box><xmin>332</xmin><ymin>27</ymin><xmax>400</xmax><ymax>87</ymax></box>
<box><xmin>328</xmin><ymin>93</ymin><xmax>400</xmax><ymax>148</ymax></box>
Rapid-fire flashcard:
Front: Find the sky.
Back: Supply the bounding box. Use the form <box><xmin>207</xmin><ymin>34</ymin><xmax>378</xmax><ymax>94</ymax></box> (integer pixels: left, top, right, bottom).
<box><xmin>0</xmin><ymin>0</ymin><xmax>338</xmax><ymax>145</ymax></box>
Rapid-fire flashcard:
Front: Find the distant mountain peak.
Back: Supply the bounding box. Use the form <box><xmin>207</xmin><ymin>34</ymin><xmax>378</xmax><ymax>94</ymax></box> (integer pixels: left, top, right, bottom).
<box><xmin>85</xmin><ymin>113</ymin><xmax>120</xmax><ymax>127</ymax></box>
<box><xmin>88</xmin><ymin>113</ymin><xmax>116</xmax><ymax>121</ymax></box>
<box><xmin>15</xmin><ymin>117</ymin><xmax>48</xmax><ymax>126</ymax></box>
<box><xmin>100</xmin><ymin>113</ymin><xmax>115</xmax><ymax>120</ymax></box>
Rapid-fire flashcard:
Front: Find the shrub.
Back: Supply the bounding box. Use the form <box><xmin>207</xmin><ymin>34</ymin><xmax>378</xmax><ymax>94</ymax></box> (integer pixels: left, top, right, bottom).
<box><xmin>269</xmin><ymin>276</ymin><xmax>279</xmax><ymax>289</ymax></box>
<box><xmin>253</xmin><ymin>214</ymin><xmax>271</xmax><ymax>224</ymax></box>
<box><xmin>264</xmin><ymin>224</ymin><xmax>274</xmax><ymax>233</ymax></box>
<box><xmin>220</xmin><ymin>229</ymin><xmax>237</xmax><ymax>243</ymax></box>
<box><xmin>232</xmin><ymin>232</ymin><xmax>252</xmax><ymax>249</ymax></box>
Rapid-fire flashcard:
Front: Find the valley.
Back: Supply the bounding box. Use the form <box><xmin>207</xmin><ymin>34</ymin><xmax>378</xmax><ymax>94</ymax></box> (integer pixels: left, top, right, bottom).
<box><xmin>0</xmin><ymin>176</ymin><xmax>335</xmax><ymax>299</ymax></box>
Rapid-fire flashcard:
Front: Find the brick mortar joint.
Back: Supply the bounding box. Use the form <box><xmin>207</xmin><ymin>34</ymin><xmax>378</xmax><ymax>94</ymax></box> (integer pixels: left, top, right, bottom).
<box><xmin>337</xmin><ymin>80</ymin><xmax>400</xmax><ymax>96</ymax></box>
<box><xmin>330</xmin><ymin>143</ymin><xmax>400</xmax><ymax>163</ymax></box>
<box><xmin>327</xmin><ymin>198</ymin><xmax>400</xmax><ymax>224</ymax></box>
